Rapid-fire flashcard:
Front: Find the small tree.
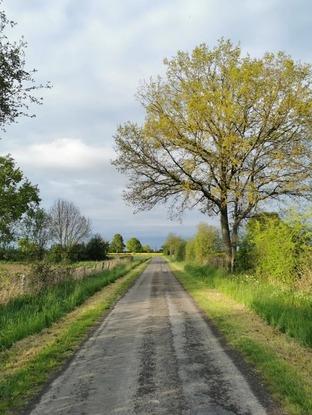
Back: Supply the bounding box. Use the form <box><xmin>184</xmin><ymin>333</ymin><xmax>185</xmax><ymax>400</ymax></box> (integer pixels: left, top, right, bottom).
<box><xmin>48</xmin><ymin>199</ymin><xmax>91</xmax><ymax>249</ymax></box>
<box><xmin>163</xmin><ymin>233</ymin><xmax>183</xmax><ymax>257</ymax></box>
<box><xmin>0</xmin><ymin>155</ymin><xmax>40</xmax><ymax>245</ymax></box>
<box><xmin>86</xmin><ymin>234</ymin><xmax>109</xmax><ymax>260</ymax></box>
<box><xmin>109</xmin><ymin>233</ymin><xmax>125</xmax><ymax>253</ymax></box>
<box><xmin>18</xmin><ymin>237</ymin><xmax>41</xmax><ymax>261</ymax></box>
<box><xmin>20</xmin><ymin>208</ymin><xmax>50</xmax><ymax>253</ymax></box>
<box><xmin>193</xmin><ymin>224</ymin><xmax>220</xmax><ymax>264</ymax></box>
<box><xmin>126</xmin><ymin>237</ymin><xmax>142</xmax><ymax>253</ymax></box>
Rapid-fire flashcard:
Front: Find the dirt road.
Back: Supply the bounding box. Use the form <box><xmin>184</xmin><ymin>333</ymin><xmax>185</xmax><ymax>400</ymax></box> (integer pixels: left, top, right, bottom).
<box><xmin>27</xmin><ymin>257</ymin><xmax>278</xmax><ymax>415</ymax></box>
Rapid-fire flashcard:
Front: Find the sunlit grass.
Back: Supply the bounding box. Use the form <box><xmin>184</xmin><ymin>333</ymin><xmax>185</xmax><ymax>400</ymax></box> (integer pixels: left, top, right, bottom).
<box><xmin>170</xmin><ymin>261</ymin><xmax>312</xmax><ymax>415</ymax></box>
<box><xmin>0</xmin><ymin>259</ymin><xmax>145</xmax><ymax>351</ymax></box>
<box><xmin>183</xmin><ymin>263</ymin><xmax>312</xmax><ymax>348</ymax></box>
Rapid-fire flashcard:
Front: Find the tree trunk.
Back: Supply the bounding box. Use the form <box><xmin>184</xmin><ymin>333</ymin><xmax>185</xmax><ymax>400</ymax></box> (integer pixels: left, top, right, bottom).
<box><xmin>231</xmin><ymin>224</ymin><xmax>239</xmax><ymax>273</ymax></box>
<box><xmin>220</xmin><ymin>208</ymin><xmax>233</xmax><ymax>272</ymax></box>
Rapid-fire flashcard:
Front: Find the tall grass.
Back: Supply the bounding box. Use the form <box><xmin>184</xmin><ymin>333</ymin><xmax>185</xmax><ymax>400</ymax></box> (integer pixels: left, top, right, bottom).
<box><xmin>0</xmin><ymin>259</ymin><xmax>144</xmax><ymax>350</ymax></box>
<box><xmin>184</xmin><ymin>263</ymin><xmax>312</xmax><ymax>348</ymax></box>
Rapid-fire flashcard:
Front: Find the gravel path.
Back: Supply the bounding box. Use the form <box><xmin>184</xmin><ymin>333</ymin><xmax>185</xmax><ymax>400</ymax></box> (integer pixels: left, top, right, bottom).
<box><xmin>27</xmin><ymin>257</ymin><xmax>279</xmax><ymax>415</ymax></box>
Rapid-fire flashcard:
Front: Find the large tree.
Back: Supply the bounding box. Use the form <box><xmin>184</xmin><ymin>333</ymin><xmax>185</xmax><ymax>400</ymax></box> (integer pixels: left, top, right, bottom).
<box><xmin>113</xmin><ymin>39</ymin><xmax>312</xmax><ymax>271</ymax></box>
<box><xmin>0</xmin><ymin>4</ymin><xmax>45</xmax><ymax>132</ymax></box>
<box><xmin>48</xmin><ymin>199</ymin><xmax>91</xmax><ymax>248</ymax></box>
<box><xmin>0</xmin><ymin>155</ymin><xmax>40</xmax><ymax>244</ymax></box>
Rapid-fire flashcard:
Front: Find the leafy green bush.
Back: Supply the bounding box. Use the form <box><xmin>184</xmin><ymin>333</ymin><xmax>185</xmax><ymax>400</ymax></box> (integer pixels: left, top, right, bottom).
<box><xmin>238</xmin><ymin>212</ymin><xmax>312</xmax><ymax>283</ymax></box>
<box><xmin>86</xmin><ymin>235</ymin><xmax>109</xmax><ymax>260</ymax></box>
<box><xmin>185</xmin><ymin>224</ymin><xmax>221</xmax><ymax>265</ymax></box>
<box><xmin>67</xmin><ymin>243</ymin><xmax>87</xmax><ymax>262</ymax></box>
<box><xmin>46</xmin><ymin>244</ymin><xmax>66</xmax><ymax>263</ymax></box>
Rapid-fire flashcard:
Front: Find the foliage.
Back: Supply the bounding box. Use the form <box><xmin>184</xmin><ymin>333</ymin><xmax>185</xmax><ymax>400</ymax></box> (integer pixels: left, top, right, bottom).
<box><xmin>192</xmin><ymin>223</ymin><xmax>221</xmax><ymax>264</ymax></box>
<box><xmin>19</xmin><ymin>208</ymin><xmax>50</xmax><ymax>251</ymax></box>
<box><xmin>85</xmin><ymin>234</ymin><xmax>109</xmax><ymax>260</ymax></box>
<box><xmin>174</xmin><ymin>239</ymin><xmax>186</xmax><ymax>261</ymax></box>
<box><xmin>237</xmin><ymin>211</ymin><xmax>312</xmax><ymax>283</ymax></box>
<box><xmin>46</xmin><ymin>244</ymin><xmax>66</xmax><ymax>263</ymax></box>
<box><xmin>66</xmin><ymin>243</ymin><xmax>87</xmax><ymax>262</ymax></box>
<box><xmin>48</xmin><ymin>199</ymin><xmax>91</xmax><ymax>248</ymax></box>
<box><xmin>0</xmin><ymin>5</ymin><xmax>46</xmax><ymax>132</ymax></box>
<box><xmin>0</xmin><ymin>155</ymin><xmax>40</xmax><ymax>245</ymax></box>
<box><xmin>185</xmin><ymin>238</ymin><xmax>196</xmax><ymax>263</ymax></box>
<box><xmin>126</xmin><ymin>237</ymin><xmax>143</xmax><ymax>253</ymax></box>
<box><xmin>163</xmin><ymin>233</ymin><xmax>184</xmax><ymax>256</ymax></box>
<box><xmin>142</xmin><ymin>244</ymin><xmax>153</xmax><ymax>253</ymax></box>
<box><xmin>18</xmin><ymin>238</ymin><xmax>42</xmax><ymax>261</ymax></box>
<box><xmin>109</xmin><ymin>233</ymin><xmax>125</xmax><ymax>253</ymax></box>
<box><xmin>114</xmin><ymin>39</ymin><xmax>312</xmax><ymax>270</ymax></box>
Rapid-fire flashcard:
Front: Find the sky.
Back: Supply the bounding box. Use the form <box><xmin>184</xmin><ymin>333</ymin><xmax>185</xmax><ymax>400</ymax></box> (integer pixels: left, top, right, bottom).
<box><xmin>1</xmin><ymin>0</ymin><xmax>311</xmax><ymax>248</ymax></box>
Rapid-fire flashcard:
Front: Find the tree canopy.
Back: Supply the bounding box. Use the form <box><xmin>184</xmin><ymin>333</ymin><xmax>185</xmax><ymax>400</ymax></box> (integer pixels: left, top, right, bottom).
<box><xmin>0</xmin><ymin>5</ymin><xmax>46</xmax><ymax>132</ymax></box>
<box><xmin>109</xmin><ymin>233</ymin><xmax>125</xmax><ymax>253</ymax></box>
<box><xmin>114</xmin><ymin>39</ymin><xmax>312</xmax><ymax>270</ymax></box>
<box><xmin>48</xmin><ymin>199</ymin><xmax>91</xmax><ymax>248</ymax></box>
<box><xmin>0</xmin><ymin>155</ymin><xmax>40</xmax><ymax>245</ymax></box>
<box><xmin>126</xmin><ymin>237</ymin><xmax>142</xmax><ymax>253</ymax></box>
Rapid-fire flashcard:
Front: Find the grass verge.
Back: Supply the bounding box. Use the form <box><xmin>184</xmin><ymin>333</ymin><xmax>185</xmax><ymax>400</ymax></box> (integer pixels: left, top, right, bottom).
<box><xmin>0</xmin><ymin>259</ymin><xmax>149</xmax><ymax>415</ymax></box>
<box><xmin>169</xmin><ymin>261</ymin><xmax>312</xmax><ymax>415</ymax></box>
<box><xmin>0</xmin><ymin>259</ymin><xmax>144</xmax><ymax>350</ymax></box>
<box><xmin>183</xmin><ymin>263</ymin><xmax>312</xmax><ymax>348</ymax></box>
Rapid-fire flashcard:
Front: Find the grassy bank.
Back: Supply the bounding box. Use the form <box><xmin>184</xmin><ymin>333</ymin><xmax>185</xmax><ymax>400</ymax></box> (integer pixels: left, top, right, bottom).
<box><xmin>183</xmin><ymin>263</ymin><xmax>312</xmax><ymax>348</ymax></box>
<box><xmin>0</xmin><ymin>258</ymin><xmax>149</xmax><ymax>415</ymax></box>
<box><xmin>0</xmin><ymin>258</ymin><xmax>145</xmax><ymax>351</ymax></box>
<box><xmin>169</xmin><ymin>261</ymin><xmax>312</xmax><ymax>415</ymax></box>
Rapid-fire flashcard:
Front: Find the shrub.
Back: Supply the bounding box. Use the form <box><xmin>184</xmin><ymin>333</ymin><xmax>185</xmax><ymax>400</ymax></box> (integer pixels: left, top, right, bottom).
<box><xmin>85</xmin><ymin>234</ymin><xmax>109</xmax><ymax>260</ymax></box>
<box><xmin>185</xmin><ymin>238</ymin><xmax>196</xmax><ymax>263</ymax></box>
<box><xmin>47</xmin><ymin>244</ymin><xmax>66</xmax><ymax>263</ymax></box>
<box><xmin>175</xmin><ymin>240</ymin><xmax>186</xmax><ymax>262</ymax></box>
<box><xmin>67</xmin><ymin>243</ymin><xmax>87</xmax><ymax>262</ymax></box>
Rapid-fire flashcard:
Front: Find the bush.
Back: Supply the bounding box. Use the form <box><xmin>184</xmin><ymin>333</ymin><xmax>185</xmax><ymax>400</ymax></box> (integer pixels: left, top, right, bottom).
<box><xmin>67</xmin><ymin>243</ymin><xmax>87</xmax><ymax>262</ymax></box>
<box><xmin>85</xmin><ymin>234</ymin><xmax>109</xmax><ymax>260</ymax></box>
<box><xmin>185</xmin><ymin>224</ymin><xmax>221</xmax><ymax>265</ymax></box>
<box><xmin>185</xmin><ymin>238</ymin><xmax>196</xmax><ymax>262</ymax></box>
<box><xmin>175</xmin><ymin>240</ymin><xmax>186</xmax><ymax>261</ymax></box>
<box><xmin>238</xmin><ymin>212</ymin><xmax>312</xmax><ymax>283</ymax></box>
<box><xmin>47</xmin><ymin>244</ymin><xmax>66</xmax><ymax>263</ymax></box>
<box><xmin>18</xmin><ymin>238</ymin><xmax>43</xmax><ymax>262</ymax></box>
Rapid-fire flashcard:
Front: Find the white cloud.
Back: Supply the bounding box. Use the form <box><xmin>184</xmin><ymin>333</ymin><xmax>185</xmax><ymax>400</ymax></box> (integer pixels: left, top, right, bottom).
<box><xmin>13</xmin><ymin>138</ymin><xmax>114</xmax><ymax>170</ymax></box>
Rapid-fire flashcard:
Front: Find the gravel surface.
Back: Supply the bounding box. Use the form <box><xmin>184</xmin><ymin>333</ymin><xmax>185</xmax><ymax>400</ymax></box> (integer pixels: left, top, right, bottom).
<box><xmin>27</xmin><ymin>257</ymin><xmax>280</xmax><ymax>415</ymax></box>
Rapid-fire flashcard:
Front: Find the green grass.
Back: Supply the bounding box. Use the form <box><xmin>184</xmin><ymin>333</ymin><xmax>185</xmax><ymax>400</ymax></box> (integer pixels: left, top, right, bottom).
<box><xmin>0</xmin><ymin>258</ymin><xmax>146</xmax><ymax>351</ymax></box>
<box><xmin>0</xmin><ymin>259</ymin><xmax>150</xmax><ymax>415</ymax></box>
<box><xmin>170</xmin><ymin>261</ymin><xmax>312</xmax><ymax>415</ymax></box>
<box><xmin>184</xmin><ymin>263</ymin><xmax>312</xmax><ymax>348</ymax></box>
